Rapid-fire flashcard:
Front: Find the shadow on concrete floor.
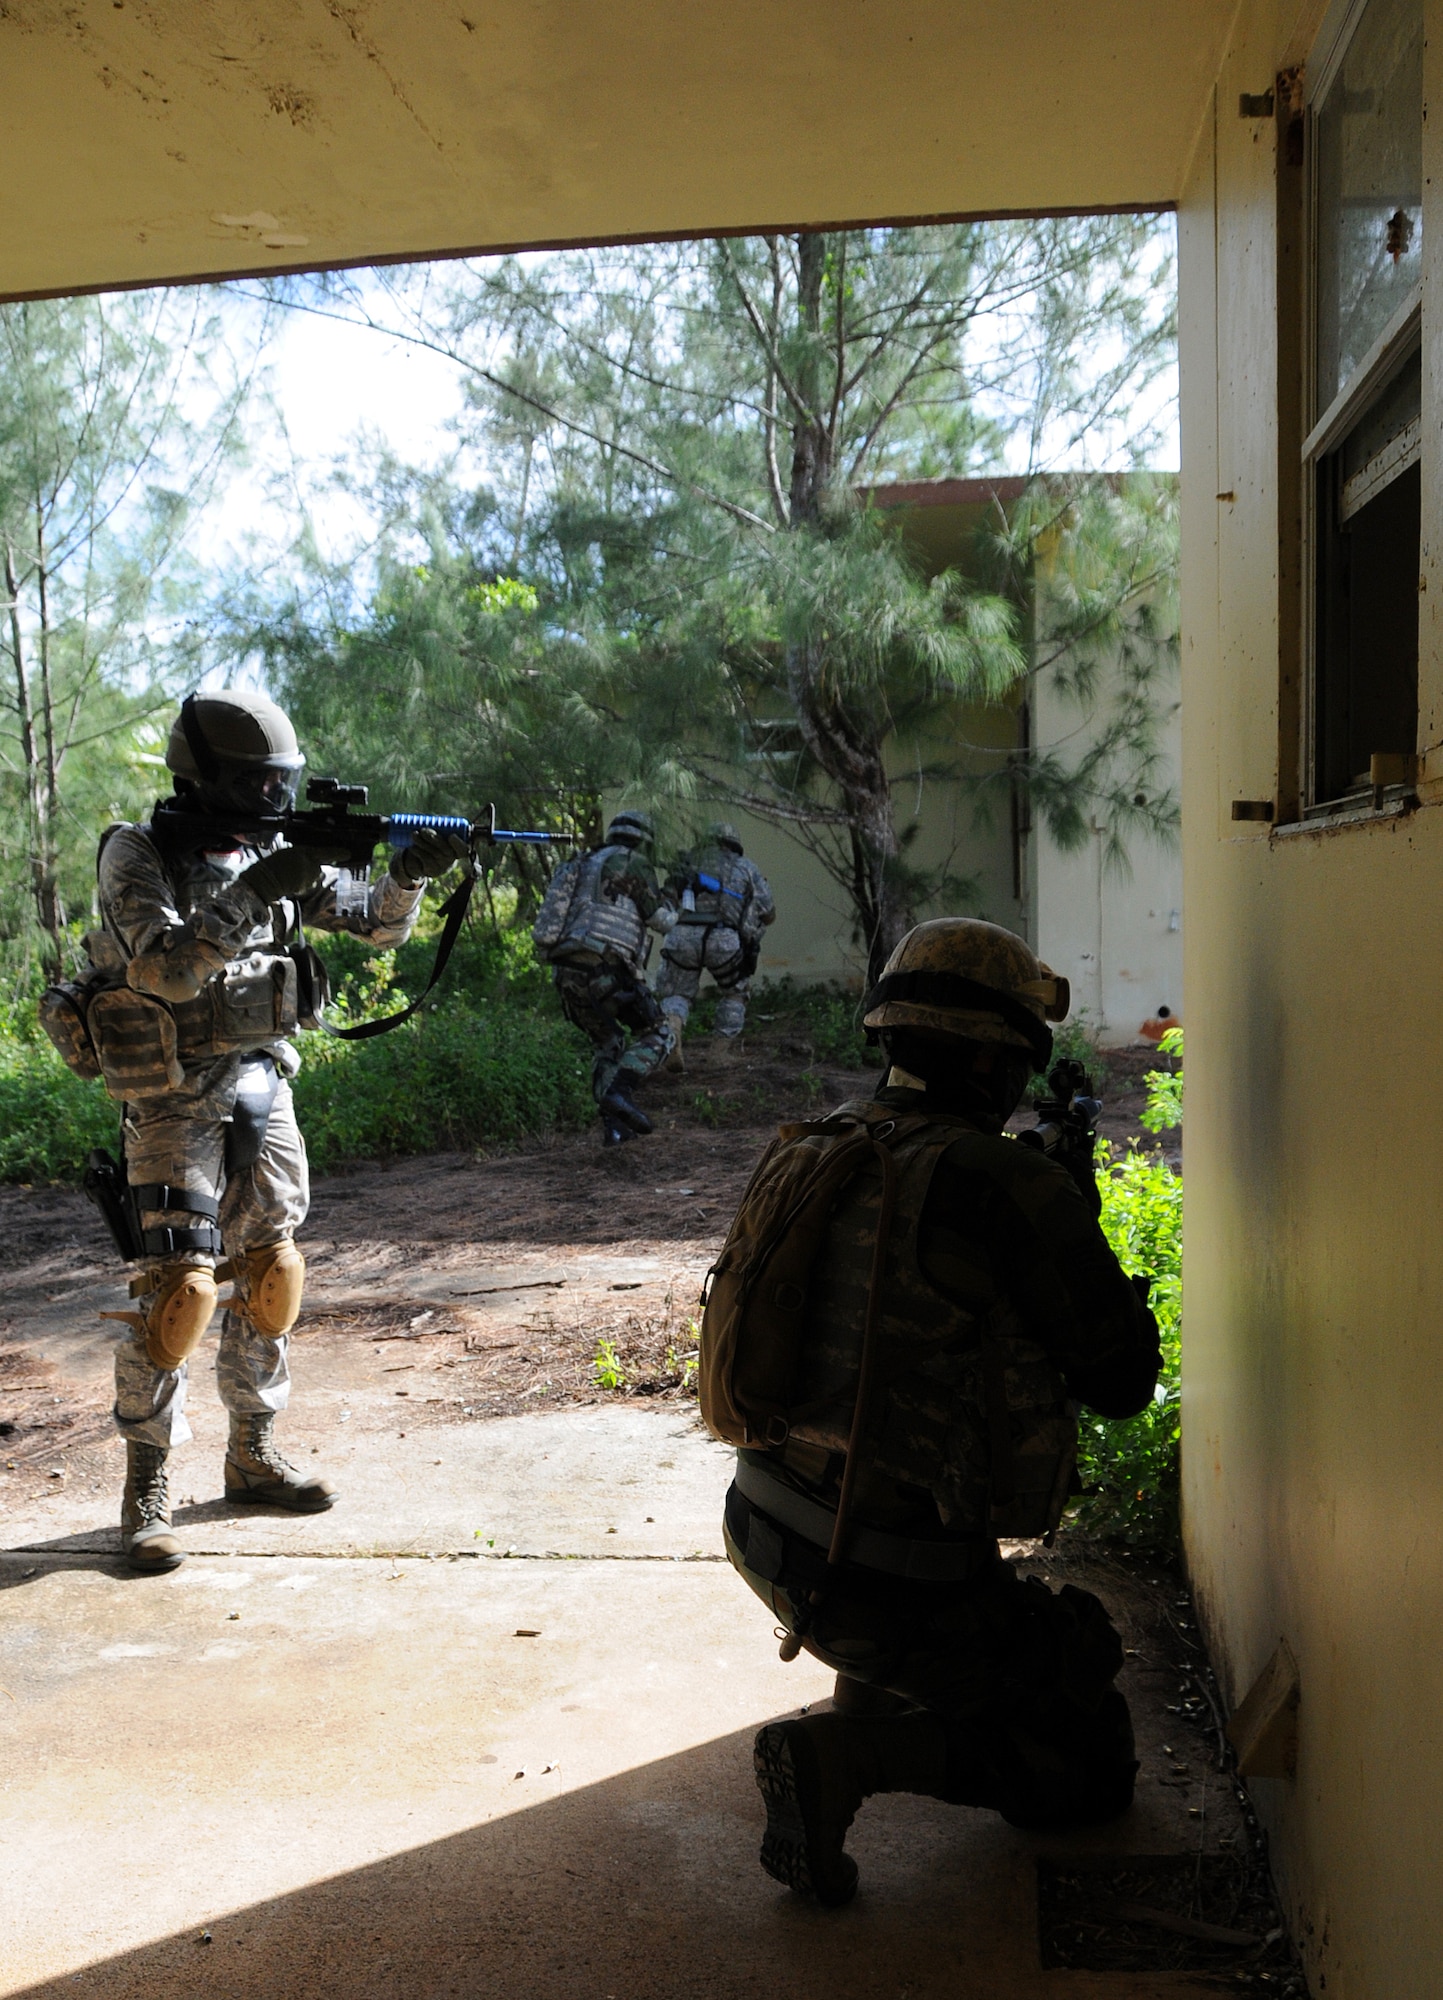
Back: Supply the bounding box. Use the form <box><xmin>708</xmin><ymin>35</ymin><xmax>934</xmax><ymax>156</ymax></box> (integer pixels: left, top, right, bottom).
<box><xmin>7</xmin><ymin>1721</ymin><xmax>1200</xmax><ymax>2000</ymax></box>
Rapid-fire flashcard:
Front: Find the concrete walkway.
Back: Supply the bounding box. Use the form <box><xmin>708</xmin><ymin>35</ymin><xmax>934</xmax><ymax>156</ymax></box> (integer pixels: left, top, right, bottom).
<box><xmin>2</xmin><ymin>1401</ymin><xmax>1240</xmax><ymax>2000</ymax></box>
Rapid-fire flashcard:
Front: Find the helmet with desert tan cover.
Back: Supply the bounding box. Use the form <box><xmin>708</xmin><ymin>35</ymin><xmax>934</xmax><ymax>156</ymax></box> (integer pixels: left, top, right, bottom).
<box><xmin>165</xmin><ymin>689</ymin><xmax>305</xmax><ymax>818</ymax></box>
<box><xmin>861</xmin><ymin>918</ymin><xmax>1070</xmax><ymax>1071</ymax></box>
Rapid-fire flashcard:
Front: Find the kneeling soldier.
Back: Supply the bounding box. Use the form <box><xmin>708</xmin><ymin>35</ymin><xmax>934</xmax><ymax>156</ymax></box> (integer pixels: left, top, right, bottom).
<box><xmin>84</xmin><ymin>690</ymin><xmax>465</xmax><ymax>1573</ymax></box>
<box><xmin>706</xmin><ymin>918</ymin><xmax>1160</xmax><ymax>1903</ymax></box>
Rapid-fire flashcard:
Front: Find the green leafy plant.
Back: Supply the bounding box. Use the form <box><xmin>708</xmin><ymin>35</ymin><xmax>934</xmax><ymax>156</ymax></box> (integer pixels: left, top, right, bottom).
<box><xmin>664</xmin><ymin>1333</ymin><xmax>700</xmax><ymax>1395</ymax></box>
<box><xmin>1139</xmin><ymin>1023</ymin><xmax>1183</xmax><ymax>1131</ymax></box>
<box><xmin>592</xmin><ymin>1337</ymin><xmax>628</xmax><ymax>1392</ymax></box>
<box><xmin>0</xmin><ymin>1030</ymin><xmax>118</xmax><ymax>1183</ymax></box>
<box><xmin>1072</xmin><ymin>1136</ymin><xmax>1183</xmax><ymax>1550</ymax></box>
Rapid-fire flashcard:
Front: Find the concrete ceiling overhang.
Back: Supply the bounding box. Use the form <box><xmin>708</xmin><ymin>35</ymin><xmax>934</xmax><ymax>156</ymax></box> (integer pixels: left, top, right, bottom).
<box><xmin>0</xmin><ymin>1</ymin><xmax>1233</xmax><ymax>302</ymax></box>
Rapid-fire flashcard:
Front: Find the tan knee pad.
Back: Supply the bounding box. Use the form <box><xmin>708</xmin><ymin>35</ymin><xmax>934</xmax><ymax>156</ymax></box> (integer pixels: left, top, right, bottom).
<box><xmin>143</xmin><ymin>1264</ymin><xmax>220</xmax><ymax>1370</ymax></box>
<box><xmin>243</xmin><ymin>1240</ymin><xmax>305</xmax><ymax>1337</ymax></box>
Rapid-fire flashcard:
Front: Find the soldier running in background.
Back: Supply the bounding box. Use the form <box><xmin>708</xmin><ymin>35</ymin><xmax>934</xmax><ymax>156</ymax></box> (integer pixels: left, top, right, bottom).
<box><xmin>658</xmin><ymin>821</ymin><xmax>774</xmax><ymax>1053</ymax></box>
<box><xmin>83</xmin><ymin>691</ymin><xmax>467</xmax><ymax>1574</ymax></box>
<box><xmin>531</xmin><ymin>809</ymin><xmax>677</xmax><ymax>1147</ymax></box>
<box><xmin>710</xmin><ymin>917</ymin><xmax>1161</xmax><ymax>1904</ymax></box>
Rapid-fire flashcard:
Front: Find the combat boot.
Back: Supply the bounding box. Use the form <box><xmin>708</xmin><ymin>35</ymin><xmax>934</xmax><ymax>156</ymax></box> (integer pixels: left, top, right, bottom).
<box><xmin>752</xmin><ymin>1708</ymin><xmax>951</xmax><ymax>1906</ymax></box>
<box><xmin>600</xmin><ymin>1072</ymin><xmax>653</xmax><ymax>1135</ymax></box>
<box><xmin>599</xmin><ymin>1103</ymin><xmax>634</xmax><ymax>1147</ymax></box>
<box><xmin>225</xmin><ymin>1413</ymin><xmax>338</xmax><ymax>1512</ymax></box>
<box><xmin>121</xmin><ymin>1441</ymin><xmax>185</xmax><ymax>1575</ymax></box>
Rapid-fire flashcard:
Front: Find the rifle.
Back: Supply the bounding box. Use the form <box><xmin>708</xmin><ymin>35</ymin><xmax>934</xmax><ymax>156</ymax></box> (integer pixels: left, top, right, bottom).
<box><xmin>150</xmin><ymin>781</ymin><xmax>565</xmax><ymax>1041</ymax></box>
<box><xmin>1016</xmin><ymin>1056</ymin><xmax>1103</xmax><ymax>1184</ymax></box>
<box><xmin>152</xmin><ymin>782</ymin><xmax>558</xmax><ymax>874</ymax></box>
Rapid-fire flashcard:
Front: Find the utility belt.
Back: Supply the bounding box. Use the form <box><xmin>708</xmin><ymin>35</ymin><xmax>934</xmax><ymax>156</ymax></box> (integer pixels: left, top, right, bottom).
<box><xmin>730</xmin><ymin>1452</ymin><xmax>995</xmax><ymax>1587</ymax></box>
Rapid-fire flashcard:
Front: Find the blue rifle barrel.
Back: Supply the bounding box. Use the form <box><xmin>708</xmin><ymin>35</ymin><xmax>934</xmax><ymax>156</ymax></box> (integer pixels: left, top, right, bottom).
<box><xmin>382</xmin><ymin>811</ymin><xmax>560</xmax><ymax>849</ymax></box>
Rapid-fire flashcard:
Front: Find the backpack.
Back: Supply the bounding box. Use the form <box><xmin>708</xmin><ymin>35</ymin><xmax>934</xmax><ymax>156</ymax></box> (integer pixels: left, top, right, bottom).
<box><xmin>699</xmin><ymin>1100</ymin><xmax>1079</xmax><ymax>1542</ymax></box>
<box><xmin>531</xmin><ymin>854</ymin><xmax>583</xmax><ymax>954</ymax></box>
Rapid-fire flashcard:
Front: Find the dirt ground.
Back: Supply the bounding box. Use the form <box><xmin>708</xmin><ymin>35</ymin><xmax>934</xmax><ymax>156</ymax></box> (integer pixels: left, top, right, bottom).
<box><xmin>1</xmin><ymin>1029</ymin><xmax>1305</xmax><ymax>1988</ymax></box>
<box><xmin>0</xmin><ymin>1031</ymin><xmax>1173</xmax><ymax>1508</ymax></box>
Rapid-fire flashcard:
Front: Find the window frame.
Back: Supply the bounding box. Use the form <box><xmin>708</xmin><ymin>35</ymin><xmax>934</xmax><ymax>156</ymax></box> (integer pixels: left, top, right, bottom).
<box><xmin>1297</xmin><ymin>0</ymin><xmax>1425</xmax><ymax>820</ymax></box>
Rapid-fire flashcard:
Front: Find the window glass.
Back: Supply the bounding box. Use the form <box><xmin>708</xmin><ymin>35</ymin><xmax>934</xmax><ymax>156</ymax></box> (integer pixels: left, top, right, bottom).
<box><xmin>1315</xmin><ymin>0</ymin><xmax>1422</xmax><ymax>410</ymax></box>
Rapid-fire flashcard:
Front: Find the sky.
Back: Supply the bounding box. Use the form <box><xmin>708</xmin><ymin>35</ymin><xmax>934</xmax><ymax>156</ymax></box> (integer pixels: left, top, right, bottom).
<box><xmin>194</xmin><ymin>286</ymin><xmax>470</xmax><ymax>576</ymax></box>
<box><xmin>192</xmin><ymin>228</ymin><xmax>1181</xmax><ymax>589</ymax></box>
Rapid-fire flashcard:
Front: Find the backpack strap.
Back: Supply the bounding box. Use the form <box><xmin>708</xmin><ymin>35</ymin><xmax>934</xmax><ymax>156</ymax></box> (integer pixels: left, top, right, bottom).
<box><xmin>777</xmin><ymin>1115</ymin><xmax>906</xmax><ymax>1661</ymax></box>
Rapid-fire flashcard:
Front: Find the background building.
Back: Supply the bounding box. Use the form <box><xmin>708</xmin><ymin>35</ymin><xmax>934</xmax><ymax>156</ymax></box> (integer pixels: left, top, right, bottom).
<box><xmin>717</xmin><ymin>476</ymin><xmax>1184</xmax><ymax>1045</ymax></box>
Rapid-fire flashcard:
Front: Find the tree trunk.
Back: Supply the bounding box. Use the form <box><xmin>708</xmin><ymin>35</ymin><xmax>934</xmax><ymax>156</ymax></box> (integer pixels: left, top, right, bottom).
<box><xmin>783</xmin><ymin>633</ymin><xmax>912</xmax><ymax>983</ymax></box>
<box><xmin>787</xmin><ymin>232</ymin><xmax>833</xmax><ymax>527</ymax></box>
<box><xmin>33</xmin><ymin>517</ymin><xmax>67</xmax><ymax>972</ymax></box>
<box><xmin>3</xmin><ymin>538</ymin><xmax>65</xmax><ymax>975</ymax></box>
<box><xmin>781</xmin><ymin>233</ymin><xmax>907</xmax><ymax>981</ymax></box>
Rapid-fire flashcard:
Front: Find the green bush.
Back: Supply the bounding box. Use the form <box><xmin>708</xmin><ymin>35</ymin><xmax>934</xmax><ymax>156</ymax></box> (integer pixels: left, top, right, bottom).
<box><xmin>1073</xmin><ymin>1138</ymin><xmax>1183</xmax><ymax>1550</ymax></box>
<box><xmin>1139</xmin><ymin>1023</ymin><xmax>1183</xmax><ymax>1131</ymax></box>
<box><xmin>0</xmin><ymin>1034</ymin><xmax>119</xmax><ymax>1182</ymax></box>
<box><xmin>293</xmin><ymin>996</ymin><xmax>592</xmax><ymax>1173</ymax></box>
<box><xmin>745</xmin><ymin>976</ymin><xmax>881</xmax><ymax>1068</ymax></box>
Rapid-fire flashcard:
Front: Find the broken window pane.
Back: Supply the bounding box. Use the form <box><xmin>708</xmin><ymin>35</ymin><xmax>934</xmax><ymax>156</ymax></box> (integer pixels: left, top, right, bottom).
<box><xmin>1315</xmin><ymin>0</ymin><xmax>1422</xmax><ymax>410</ymax></box>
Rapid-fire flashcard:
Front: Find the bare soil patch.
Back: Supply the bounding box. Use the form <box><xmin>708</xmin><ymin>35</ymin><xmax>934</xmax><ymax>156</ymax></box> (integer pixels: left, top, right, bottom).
<box><xmin>0</xmin><ymin>1029</ymin><xmax>1171</xmax><ymax>1511</ymax></box>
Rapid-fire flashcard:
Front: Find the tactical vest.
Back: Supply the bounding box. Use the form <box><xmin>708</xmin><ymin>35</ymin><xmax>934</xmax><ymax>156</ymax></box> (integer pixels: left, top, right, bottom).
<box><xmin>547</xmin><ymin>844</ymin><xmax>646</xmax><ymax>969</ymax></box>
<box><xmin>531</xmin><ymin>854</ymin><xmax>583</xmax><ymax>953</ymax></box>
<box><xmin>39</xmin><ymin>824</ymin><xmax>304</xmax><ymax>1099</ymax></box>
<box><xmin>679</xmin><ymin>844</ymin><xmax>750</xmax><ymax>927</ymax></box>
<box><xmin>792</xmin><ymin>1101</ymin><xmax>1077</xmax><ymax>1536</ymax></box>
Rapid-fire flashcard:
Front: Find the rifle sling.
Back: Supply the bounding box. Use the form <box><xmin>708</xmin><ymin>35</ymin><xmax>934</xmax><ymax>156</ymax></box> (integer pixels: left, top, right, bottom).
<box><xmin>321</xmin><ymin>873</ymin><xmax>475</xmax><ymax>1042</ymax></box>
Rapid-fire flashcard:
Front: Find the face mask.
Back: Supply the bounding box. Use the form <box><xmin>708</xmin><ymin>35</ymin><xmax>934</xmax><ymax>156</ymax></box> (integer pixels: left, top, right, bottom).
<box><xmin>195</xmin><ymin>764</ymin><xmax>300</xmax><ymax>817</ymax></box>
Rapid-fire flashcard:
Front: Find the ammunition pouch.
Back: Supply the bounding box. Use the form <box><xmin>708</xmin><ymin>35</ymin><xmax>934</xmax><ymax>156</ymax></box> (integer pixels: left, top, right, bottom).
<box><xmin>288</xmin><ymin>942</ymin><xmax>330</xmax><ymax>1031</ymax></box>
<box><xmin>37</xmin><ymin>978</ymin><xmax>105</xmax><ymax>1082</ymax></box>
<box><xmin>170</xmin><ymin>951</ymin><xmax>299</xmax><ymax>1059</ymax></box>
<box><xmin>88</xmin><ymin>987</ymin><xmax>185</xmax><ymax>1100</ymax></box>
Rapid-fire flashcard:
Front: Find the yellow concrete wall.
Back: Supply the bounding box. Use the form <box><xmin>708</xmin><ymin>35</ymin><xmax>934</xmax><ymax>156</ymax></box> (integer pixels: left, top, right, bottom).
<box><xmin>0</xmin><ymin>3</ymin><xmax>1235</xmax><ymax>302</ymax></box>
<box><xmin>1180</xmin><ymin>2</ymin><xmax>1443</xmax><ymax>1992</ymax></box>
<box><xmin>1033</xmin><ymin>640</ymin><xmax>1182</xmax><ymax>1044</ymax></box>
<box><xmin>668</xmin><ymin>698</ymin><xmax>1025</xmax><ymax>989</ymax></box>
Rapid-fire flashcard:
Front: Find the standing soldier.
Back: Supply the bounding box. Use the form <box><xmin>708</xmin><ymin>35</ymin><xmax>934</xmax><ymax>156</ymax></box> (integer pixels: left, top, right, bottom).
<box><xmin>79</xmin><ymin>691</ymin><xmax>467</xmax><ymax>1574</ymax></box>
<box><xmin>702</xmin><ymin>918</ymin><xmax>1161</xmax><ymax>1904</ymax></box>
<box><xmin>531</xmin><ymin>809</ymin><xmax>677</xmax><ymax>1147</ymax></box>
<box><xmin>658</xmin><ymin>821</ymin><xmax>775</xmax><ymax>1052</ymax></box>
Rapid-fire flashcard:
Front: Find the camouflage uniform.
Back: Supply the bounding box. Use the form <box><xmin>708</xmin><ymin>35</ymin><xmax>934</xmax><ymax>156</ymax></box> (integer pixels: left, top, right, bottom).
<box><xmin>658</xmin><ymin>834</ymin><xmax>775</xmax><ymax>1038</ymax></box>
<box><xmin>725</xmin><ymin>1080</ymin><xmax>1160</xmax><ymax>1829</ymax></box>
<box><xmin>546</xmin><ymin>842</ymin><xmax>676</xmax><ymax>1103</ymax></box>
<box><xmin>93</xmin><ymin>822</ymin><xmax>424</xmax><ymax>1448</ymax></box>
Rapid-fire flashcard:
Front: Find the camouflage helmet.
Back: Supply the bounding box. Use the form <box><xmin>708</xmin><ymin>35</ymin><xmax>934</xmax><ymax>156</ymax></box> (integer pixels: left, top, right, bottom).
<box><xmin>706</xmin><ymin>820</ymin><xmax>744</xmax><ymax>854</ymax></box>
<box><xmin>606</xmin><ymin>809</ymin><xmax>655</xmax><ymax>850</ymax></box>
<box><xmin>165</xmin><ymin>690</ymin><xmax>305</xmax><ymax>814</ymax></box>
<box><xmin>862</xmin><ymin>918</ymin><xmax>1069</xmax><ymax>1071</ymax></box>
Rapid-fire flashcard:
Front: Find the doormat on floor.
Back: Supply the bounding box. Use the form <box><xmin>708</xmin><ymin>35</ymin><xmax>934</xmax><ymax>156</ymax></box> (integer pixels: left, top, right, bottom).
<box><xmin>1037</xmin><ymin>1855</ymin><xmax>1295</xmax><ymax>1978</ymax></box>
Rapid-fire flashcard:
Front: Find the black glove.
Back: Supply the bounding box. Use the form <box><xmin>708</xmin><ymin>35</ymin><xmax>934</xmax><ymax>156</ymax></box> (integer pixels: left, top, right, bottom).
<box><xmin>1060</xmin><ymin>1126</ymin><xmax>1103</xmax><ymax>1216</ymax></box>
<box><xmin>388</xmin><ymin>827</ymin><xmax>471</xmax><ymax>888</ymax></box>
<box><xmin>239</xmin><ymin>845</ymin><xmax>348</xmax><ymax>905</ymax></box>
